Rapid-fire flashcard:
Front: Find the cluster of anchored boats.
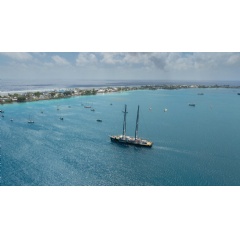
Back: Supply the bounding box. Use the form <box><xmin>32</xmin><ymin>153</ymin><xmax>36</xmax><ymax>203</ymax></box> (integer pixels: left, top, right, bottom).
<box><xmin>2</xmin><ymin>91</ymin><xmax>240</xmax><ymax>149</ymax></box>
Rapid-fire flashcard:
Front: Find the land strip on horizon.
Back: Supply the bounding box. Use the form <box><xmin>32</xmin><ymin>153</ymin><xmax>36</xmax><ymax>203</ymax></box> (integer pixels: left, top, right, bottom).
<box><xmin>1</xmin><ymin>84</ymin><xmax>240</xmax><ymax>105</ymax></box>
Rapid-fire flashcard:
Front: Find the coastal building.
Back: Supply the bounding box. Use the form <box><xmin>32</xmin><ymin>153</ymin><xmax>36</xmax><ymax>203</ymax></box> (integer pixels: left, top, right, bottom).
<box><xmin>97</xmin><ymin>89</ymin><xmax>105</xmax><ymax>93</ymax></box>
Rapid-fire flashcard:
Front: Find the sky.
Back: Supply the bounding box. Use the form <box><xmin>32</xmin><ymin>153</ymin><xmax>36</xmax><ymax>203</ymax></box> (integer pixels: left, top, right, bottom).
<box><xmin>1</xmin><ymin>52</ymin><xmax>240</xmax><ymax>85</ymax></box>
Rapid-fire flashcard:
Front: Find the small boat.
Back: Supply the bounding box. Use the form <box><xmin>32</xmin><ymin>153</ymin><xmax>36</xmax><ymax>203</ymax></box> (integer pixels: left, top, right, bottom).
<box><xmin>198</xmin><ymin>93</ymin><xmax>204</xmax><ymax>95</ymax></box>
<box><xmin>110</xmin><ymin>105</ymin><xmax>153</xmax><ymax>148</ymax></box>
<box><xmin>84</xmin><ymin>102</ymin><xmax>92</xmax><ymax>108</ymax></box>
<box><xmin>59</xmin><ymin>117</ymin><xmax>64</xmax><ymax>120</ymax></box>
<box><xmin>189</xmin><ymin>103</ymin><xmax>196</xmax><ymax>107</ymax></box>
<box><xmin>91</xmin><ymin>109</ymin><xmax>95</xmax><ymax>112</ymax></box>
<box><xmin>28</xmin><ymin>115</ymin><xmax>34</xmax><ymax>123</ymax></box>
<box><xmin>97</xmin><ymin>119</ymin><xmax>102</xmax><ymax>122</ymax></box>
<box><xmin>164</xmin><ymin>108</ymin><xmax>168</xmax><ymax>112</ymax></box>
<box><xmin>0</xmin><ymin>110</ymin><xmax>4</xmax><ymax>113</ymax></box>
<box><xmin>238</xmin><ymin>93</ymin><xmax>240</xmax><ymax>95</ymax></box>
<box><xmin>10</xmin><ymin>119</ymin><xmax>13</xmax><ymax>121</ymax></box>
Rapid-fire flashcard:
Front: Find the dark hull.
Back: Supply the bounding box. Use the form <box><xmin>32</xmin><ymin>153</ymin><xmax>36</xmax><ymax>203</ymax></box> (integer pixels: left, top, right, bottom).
<box><xmin>110</xmin><ymin>136</ymin><xmax>153</xmax><ymax>148</ymax></box>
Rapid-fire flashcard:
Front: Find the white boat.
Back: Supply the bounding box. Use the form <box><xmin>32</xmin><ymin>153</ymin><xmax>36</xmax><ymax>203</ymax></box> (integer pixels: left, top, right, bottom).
<box><xmin>28</xmin><ymin>115</ymin><xmax>34</xmax><ymax>123</ymax></box>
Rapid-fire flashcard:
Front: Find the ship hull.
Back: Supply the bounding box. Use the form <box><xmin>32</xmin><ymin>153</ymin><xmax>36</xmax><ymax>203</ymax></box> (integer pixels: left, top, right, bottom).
<box><xmin>110</xmin><ymin>136</ymin><xmax>153</xmax><ymax>148</ymax></box>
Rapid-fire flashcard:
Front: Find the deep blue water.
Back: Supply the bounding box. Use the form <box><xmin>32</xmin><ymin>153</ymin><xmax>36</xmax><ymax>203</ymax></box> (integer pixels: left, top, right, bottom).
<box><xmin>1</xmin><ymin>88</ymin><xmax>240</xmax><ymax>185</ymax></box>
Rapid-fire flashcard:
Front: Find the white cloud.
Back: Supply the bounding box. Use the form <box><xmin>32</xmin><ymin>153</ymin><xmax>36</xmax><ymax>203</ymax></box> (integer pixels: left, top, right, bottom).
<box><xmin>2</xmin><ymin>52</ymin><xmax>240</xmax><ymax>71</ymax></box>
<box><xmin>123</xmin><ymin>53</ymin><xmax>151</xmax><ymax>66</ymax></box>
<box><xmin>99</xmin><ymin>52</ymin><xmax>192</xmax><ymax>70</ymax></box>
<box><xmin>99</xmin><ymin>52</ymin><xmax>153</xmax><ymax>66</ymax></box>
<box><xmin>227</xmin><ymin>54</ymin><xmax>240</xmax><ymax>65</ymax></box>
<box><xmin>0</xmin><ymin>52</ymin><xmax>33</xmax><ymax>61</ymax></box>
<box><xmin>2</xmin><ymin>52</ymin><xmax>240</xmax><ymax>82</ymax></box>
<box><xmin>100</xmin><ymin>53</ymin><xmax>124</xmax><ymax>65</ymax></box>
<box><xmin>76</xmin><ymin>53</ymin><xmax>98</xmax><ymax>66</ymax></box>
<box><xmin>147</xmin><ymin>52</ymin><xmax>240</xmax><ymax>71</ymax></box>
<box><xmin>52</xmin><ymin>55</ymin><xmax>70</xmax><ymax>65</ymax></box>
<box><xmin>73</xmin><ymin>52</ymin><xmax>240</xmax><ymax>73</ymax></box>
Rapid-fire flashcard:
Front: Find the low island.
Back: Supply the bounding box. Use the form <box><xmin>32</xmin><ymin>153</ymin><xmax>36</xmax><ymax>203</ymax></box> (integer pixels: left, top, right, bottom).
<box><xmin>0</xmin><ymin>83</ymin><xmax>240</xmax><ymax>105</ymax></box>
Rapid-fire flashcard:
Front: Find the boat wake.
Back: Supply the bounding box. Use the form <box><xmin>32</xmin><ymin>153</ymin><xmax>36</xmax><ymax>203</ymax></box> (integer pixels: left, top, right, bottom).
<box><xmin>155</xmin><ymin>146</ymin><xmax>193</xmax><ymax>155</ymax></box>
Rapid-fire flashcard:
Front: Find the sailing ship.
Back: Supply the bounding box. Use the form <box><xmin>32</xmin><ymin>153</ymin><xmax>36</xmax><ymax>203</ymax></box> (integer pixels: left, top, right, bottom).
<box><xmin>110</xmin><ymin>105</ymin><xmax>153</xmax><ymax>148</ymax></box>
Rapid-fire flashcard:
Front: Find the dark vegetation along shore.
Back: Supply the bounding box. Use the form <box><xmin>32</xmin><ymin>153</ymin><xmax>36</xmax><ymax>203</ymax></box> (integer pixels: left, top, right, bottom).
<box><xmin>1</xmin><ymin>84</ymin><xmax>240</xmax><ymax>105</ymax></box>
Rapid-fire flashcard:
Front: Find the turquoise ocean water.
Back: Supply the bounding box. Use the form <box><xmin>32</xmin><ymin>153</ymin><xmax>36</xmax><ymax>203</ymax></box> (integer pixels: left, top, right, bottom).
<box><xmin>1</xmin><ymin>88</ymin><xmax>240</xmax><ymax>185</ymax></box>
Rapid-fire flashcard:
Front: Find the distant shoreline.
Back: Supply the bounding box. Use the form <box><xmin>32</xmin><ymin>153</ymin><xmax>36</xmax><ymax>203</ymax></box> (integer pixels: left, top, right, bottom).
<box><xmin>1</xmin><ymin>84</ymin><xmax>240</xmax><ymax>105</ymax></box>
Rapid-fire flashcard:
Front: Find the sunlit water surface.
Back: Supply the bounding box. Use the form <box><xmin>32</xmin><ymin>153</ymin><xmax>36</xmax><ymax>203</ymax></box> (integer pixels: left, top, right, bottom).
<box><xmin>1</xmin><ymin>88</ymin><xmax>240</xmax><ymax>185</ymax></box>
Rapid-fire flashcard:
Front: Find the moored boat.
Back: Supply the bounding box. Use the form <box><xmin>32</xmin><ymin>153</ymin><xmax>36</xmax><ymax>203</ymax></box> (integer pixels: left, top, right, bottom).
<box><xmin>110</xmin><ymin>105</ymin><xmax>153</xmax><ymax>148</ymax></box>
<box><xmin>28</xmin><ymin>115</ymin><xmax>34</xmax><ymax>123</ymax></box>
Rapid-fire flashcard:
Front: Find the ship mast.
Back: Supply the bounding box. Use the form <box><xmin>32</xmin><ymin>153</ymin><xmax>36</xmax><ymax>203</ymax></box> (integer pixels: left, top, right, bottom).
<box><xmin>135</xmin><ymin>105</ymin><xmax>139</xmax><ymax>140</ymax></box>
<box><xmin>122</xmin><ymin>104</ymin><xmax>128</xmax><ymax>138</ymax></box>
